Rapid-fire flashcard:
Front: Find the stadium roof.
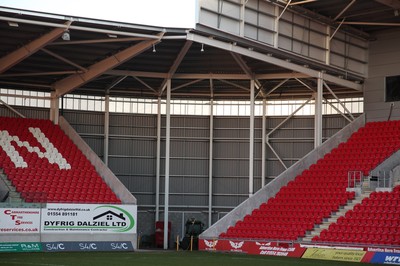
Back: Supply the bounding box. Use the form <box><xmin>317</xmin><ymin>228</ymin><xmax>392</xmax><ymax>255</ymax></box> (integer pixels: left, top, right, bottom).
<box><xmin>0</xmin><ymin>2</ymin><xmax>397</xmax><ymax>101</ymax></box>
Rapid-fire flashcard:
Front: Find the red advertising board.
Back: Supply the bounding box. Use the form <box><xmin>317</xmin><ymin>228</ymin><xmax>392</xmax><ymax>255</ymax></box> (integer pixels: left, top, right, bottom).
<box><xmin>199</xmin><ymin>239</ymin><xmax>248</xmax><ymax>253</ymax></box>
<box><xmin>199</xmin><ymin>239</ymin><xmax>305</xmax><ymax>258</ymax></box>
<box><xmin>247</xmin><ymin>241</ymin><xmax>306</xmax><ymax>257</ymax></box>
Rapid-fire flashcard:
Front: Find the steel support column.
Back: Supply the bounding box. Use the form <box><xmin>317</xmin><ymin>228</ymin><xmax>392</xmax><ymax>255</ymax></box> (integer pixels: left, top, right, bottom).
<box><xmin>156</xmin><ymin>96</ymin><xmax>162</xmax><ymax>222</ymax></box>
<box><xmin>261</xmin><ymin>98</ymin><xmax>267</xmax><ymax>187</ymax></box>
<box><xmin>104</xmin><ymin>95</ymin><xmax>110</xmax><ymax>166</ymax></box>
<box><xmin>325</xmin><ymin>26</ymin><xmax>331</xmax><ymax>65</ymax></box>
<box><xmin>208</xmin><ymin>98</ymin><xmax>214</xmax><ymax>227</ymax></box>
<box><xmin>315</xmin><ymin>73</ymin><xmax>323</xmax><ymax>148</ymax></box>
<box><xmin>49</xmin><ymin>91</ymin><xmax>59</xmax><ymax>125</ymax></box>
<box><xmin>163</xmin><ymin>80</ymin><xmax>171</xmax><ymax>250</ymax></box>
<box><xmin>249</xmin><ymin>80</ymin><xmax>255</xmax><ymax>197</ymax></box>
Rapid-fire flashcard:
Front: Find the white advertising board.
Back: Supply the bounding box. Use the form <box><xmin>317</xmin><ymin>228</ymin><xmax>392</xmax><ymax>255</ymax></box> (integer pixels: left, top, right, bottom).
<box><xmin>0</xmin><ymin>208</ymin><xmax>40</xmax><ymax>233</ymax></box>
<box><xmin>41</xmin><ymin>204</ymin><xmax>137</xmax><ymax>234</ymax></box>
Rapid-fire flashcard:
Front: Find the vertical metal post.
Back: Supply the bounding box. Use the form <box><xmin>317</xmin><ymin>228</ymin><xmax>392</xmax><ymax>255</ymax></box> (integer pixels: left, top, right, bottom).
<box><xmin>50</xmin><ymin>91</ymin><xmax>59</xmax><ymax>125</ymax></box>
<box><xmin>155</xmin><ymin>96</ymin><xmax>161</xmax><ymax>222</ymax></box>
<box><xmin>104</xmin><ymin>94</ymin><xmax>110</xmax><ymax>166</ymax></box>
<box><xmin>163</xmin><ymin>79</ymin><xmax>171</xmax><ymax>250</ymax></box>
<box><xmin>208</xmin><ymin>98</ymin><xmax>214</xmax><ymax>227</ymax></box>
<box><xmin>249</xmin><ymin>80</ymin><xmax>255</xmax><ymax>197</ymax></box>
<box><xmin>261</xmin><ymin>98</ymin><xmax>266</xmax><ymax>187</ymax></box>
<box><xmin>325</xmin><ymin>26</ymin><xmax>331</xmax><ymax>65</ymax></box>
<box><xmin>315</xmin><ymin>73</ymin><xmax>323</xmax><ymax>148</ymax></box>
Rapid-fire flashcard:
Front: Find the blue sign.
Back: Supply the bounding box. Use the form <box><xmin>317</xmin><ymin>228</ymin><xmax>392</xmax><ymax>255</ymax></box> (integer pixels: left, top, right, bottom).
<box><xmin>42</xmin><ymin>241</ymin><xmax>133</xmax><ymax>252</ymax></box>
<box><xmin>371</xmin><ymin>253</ymin><xmax>400</xmax><ymax>265</ymax></box>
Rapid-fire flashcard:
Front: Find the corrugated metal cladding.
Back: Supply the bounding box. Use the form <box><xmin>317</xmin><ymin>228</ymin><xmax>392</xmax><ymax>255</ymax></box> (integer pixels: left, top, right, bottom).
<box><xmin>169</xmin><ymin>141</ymin><xmax>209</xmax><ymax>158</ymax></box>
<box><xmin>118</xmin><ymin>175</ymin><xmax>155</xmax><ymax>193</ymax></box>
<box><xmin>109</xmin><ymin>139</ymin><xmax>156</xmax><ymax>157</ymax></box>
<box><xmin>169</xmin><ymin>176</ymin><xmax>208</xmax><ymax>194</ymax></box>
<box><xmin>213</xmin><ymin>160</ymin><xmax>249</xmax><ymax>177</ymax></box>
<box><xmin>169</xmin><ymin>116</ymin><xmax>210</xmax><ymax>127</ymax></box>
<box><xmin>213</xmin><ymin>142</ymin><xmax>250</xmax><ymax>158</ymax></box>
<box><xmin>108</xmin><ymin>157</ymin><xmax>155</xmax><ymax>176</ymax></box>
<box><xmin>170</xmin><ymin>195</ymin><xmax>208</xmax><ymax>206</ymax></box>
<box><xmin>63</xmin><ymin>111</ymin><xmax>104</xmax><ymax>134</ymax></box>
<box><xmin>168</xmin><ymin>160</ymin><xmax>209</xmax><ymax>176</ymax></box>
<box><xmin>81</xmin><ymin>136</ymin><xmax>104</xmax><ymax>156</ymax></box>
<box><xmin>0</xmin><ymin>106</ymin><xmax>49</xmax><ymax>119</ymax></box>
<box><xmin>111</xmin><ymin>114</ymin><xmax>157</xmax><ymax>127</ymax></box>
<box><xmin>213</xmin><ymin>195</ymin><xmax>248</xmax><ymax>208</ymax></box>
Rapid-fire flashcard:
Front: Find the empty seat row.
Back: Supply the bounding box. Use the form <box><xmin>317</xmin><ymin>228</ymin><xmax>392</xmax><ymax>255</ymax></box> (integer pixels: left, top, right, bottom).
<box><xmin>220</xmin><ymin>120</ymin><xmax>400</xmax><ymax>246</ymax></box>
<box><xmin>0</xmin><ymin>117</ymin><xmax>121</xmax><ymax>204</ymax></box>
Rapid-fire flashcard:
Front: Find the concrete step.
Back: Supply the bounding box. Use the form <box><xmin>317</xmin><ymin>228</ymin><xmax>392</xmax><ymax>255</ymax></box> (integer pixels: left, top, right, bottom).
<box><xmin>301</xmin><ymin>191</ymin><xmax>373</xmax><ymax>243</ymax></box>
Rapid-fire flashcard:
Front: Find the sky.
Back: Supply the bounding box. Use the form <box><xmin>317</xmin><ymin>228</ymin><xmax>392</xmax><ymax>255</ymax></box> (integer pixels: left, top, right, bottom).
<box><xmin>0</xmin><ymin>0</ymin><xmax>197</xmax><ymax>28</ymax></box>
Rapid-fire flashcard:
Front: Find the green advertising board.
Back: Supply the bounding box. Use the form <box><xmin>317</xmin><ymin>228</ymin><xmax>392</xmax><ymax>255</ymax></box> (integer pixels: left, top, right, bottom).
<box><xmin>0</xmin><ymin>242</ymin><xmax>42</xmax><ymax>252</ymax></box>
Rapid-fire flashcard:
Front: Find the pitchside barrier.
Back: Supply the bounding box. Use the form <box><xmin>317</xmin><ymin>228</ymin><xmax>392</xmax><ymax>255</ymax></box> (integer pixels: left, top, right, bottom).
<box><xmin>199</xmin><ymin>239</ymin><xmax>400</xmax><ymax>265</ymax></box>
<box><xmin>0</xmin><ymin>203</ymin><xmax>137</xmax><ymax>252</ymax></box>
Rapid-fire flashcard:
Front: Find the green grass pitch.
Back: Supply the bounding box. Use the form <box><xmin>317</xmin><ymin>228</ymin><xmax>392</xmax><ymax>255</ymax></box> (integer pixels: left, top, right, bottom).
<box><xmin>0</xmin><ymin>251</ymin><xmax>380</xmax><ymax>266</ymax></box>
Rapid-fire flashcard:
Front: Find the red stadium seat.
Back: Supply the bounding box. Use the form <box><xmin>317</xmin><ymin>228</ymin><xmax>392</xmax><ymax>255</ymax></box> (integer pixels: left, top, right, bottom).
<box><xmin>0</xmin><ymin>117</ymin><xmax>121</xmax><ymax>204</ymax></box>
<box><xmin>218</xmin><ymin>120</ymin><xmax>400</xmax><ymax>246</ymax></box>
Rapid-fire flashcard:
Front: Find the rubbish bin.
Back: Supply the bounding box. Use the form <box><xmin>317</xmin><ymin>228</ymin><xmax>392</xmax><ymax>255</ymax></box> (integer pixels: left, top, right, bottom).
<box><xmin>155</xmin><ymin>221</ymin><xmax>171</xmax><ymax>248</ymax></box>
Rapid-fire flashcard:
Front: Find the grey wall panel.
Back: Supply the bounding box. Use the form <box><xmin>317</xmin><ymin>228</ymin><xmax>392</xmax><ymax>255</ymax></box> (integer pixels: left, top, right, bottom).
<box><xmin>171</xmin><ymin>116</ymin><xmax>210</xmax><ymax>127</ymax></box>
<box><xmin>213</xmin><ymin>195</ymin><xmax>248</xmax><ymax>207</ymax></box>
<box><xmin>64</xmin><ymin>111</ymin><xmax>104</xmax><ymax>134</ymax></box>
<box><xmin>170</xmin><ymin>140</ymin><xmax>209</xmax><ymax>158</ymax></box>
<box><xmin>213</xmin><ymin>177</ymin><xmax>249</xmax><ymax>195</ymax></box>
<box><xmin>170</xmin><ymin>195</ymin><xmax>208</xmax><ymax>206</ymax></box>
<box><xmin>169</xmin><ymin>176</ymin><xmax>208</xmax><ymax>194</ymax></box>
<box><xmin>134</xmin><ymin>194</ymin><xmax>155</xmax><ymax>207</ymax></box>
<box><xmin>213</xmin><ymin>159</ymin><xmax>249</xmax><ymax>178</ymax></box>
<box><xmin>197</xmin><ymin>0</ymin><xmax>368</xmax><ymax>75</ymax></box>
<box><xmin>109</xmin><ymin>139</ymin><xmax>156</xmax><ymax>156</ymax></box>
<box><xmin>118</xmin><ymin>175</ymin><xmax>155</xmax><ymax>192</ymax></box>
<box><xmin>169</xmin><ymin>159</ymin><xmax>209</xmax><ymax>176</ymax></box>
<box><xmin>213</xmin><ymin>141</ymin><xmax>250</xmax><ymax>158</ymax></box>
<box><xmin>109</xmin><ymin>157</ymin><xmax>155</xmax><ymax>176</ymax></box>
<box><xmin>81</xmin><ymin>136</ymin><xmax>103</xmax><ymax>156</ymax></box>
<box><xmin>0</xmin><ymin>106</ymin><xmax>49</xmax><ymax>119</ymax></box>
<box><xmin>110</xmin><ymin>114</ymin><xmax>156</xmax><ymax>137</ymax></box>
<box><xmin>365</xmin><ymin>29</ymin><xmax>400</xmax><ymax>121</ymax></box>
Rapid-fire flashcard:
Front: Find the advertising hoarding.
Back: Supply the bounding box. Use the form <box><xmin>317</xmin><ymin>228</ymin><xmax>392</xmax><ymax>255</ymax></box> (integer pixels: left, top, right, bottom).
<box><xmin>41</xmin><ymin>204</ymin><xmax>137</xmax><ymax>234</ymax></box>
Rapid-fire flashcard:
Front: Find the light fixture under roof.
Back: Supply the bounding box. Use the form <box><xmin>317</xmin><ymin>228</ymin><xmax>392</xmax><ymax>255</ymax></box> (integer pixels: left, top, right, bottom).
<box><xmin>8</xmin><ymin>21</ymin><xmax>19</xmax><ymax>27</ymax></box>
<box><xmin>201</xmin><ymin>43</ymin><xmax>204</xmax><ymax>52</ymax></box>
<box><xmin>61</xmin><ymin>30</ymin><xmax>70</xmax><ymax>41</ymax></box>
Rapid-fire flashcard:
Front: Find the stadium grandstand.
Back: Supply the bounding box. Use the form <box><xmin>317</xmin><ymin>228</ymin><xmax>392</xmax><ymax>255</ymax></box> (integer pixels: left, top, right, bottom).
<box><xmin>0</xmin><ymin>0</ymin><xmax>400</xmax><ymax>263</ymax></box>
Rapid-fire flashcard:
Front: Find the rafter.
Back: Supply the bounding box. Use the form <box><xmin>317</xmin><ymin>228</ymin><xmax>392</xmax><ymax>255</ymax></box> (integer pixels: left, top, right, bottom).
<box><xmin>0</xmin><ymin>22</ymin><xmax>70</xmax><ymax>74</ymax></box>
<box><xmin>41</xmin><ymin>48</ymin><xmax>87</xmax><ymax>72</ymax></box>
<box><xmin>159</xmin><ymin>40</ymin><xmax>193</xmax><ymax>94</ymax></box>
<box><xmin>53</xmin><ymin>35</ymin><xmax>163</xmax><ymax>97</ymax></box>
